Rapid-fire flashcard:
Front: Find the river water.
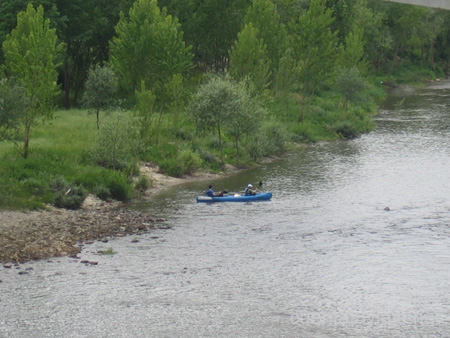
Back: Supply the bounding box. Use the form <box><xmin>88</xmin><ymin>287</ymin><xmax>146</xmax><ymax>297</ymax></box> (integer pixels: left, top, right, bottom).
<box><xmin>2</xmin><ymin>82</ymin><xmax>450</xmax><ymax>337</ymax></box>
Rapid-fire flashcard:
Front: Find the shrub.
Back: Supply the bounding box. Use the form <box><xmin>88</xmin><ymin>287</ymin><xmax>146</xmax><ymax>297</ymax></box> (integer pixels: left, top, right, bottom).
<box><xmin>262</xmin><ymin>121</ymin><xmax>288</xmax><ymax>154</ymax></box>
<box><xmin>93</xmin><ymin>185</ymin><xmax>111</xmax><ymax>201</ymax></box>
<box><xmin>104</xmin><ymin>170</ymin><xmax>132</xmax><ymax>201</ymax></box>
<box><xmin>134</xmin><ymin>175</ymin><xmax>151</xmax><ymax>193</ymax></box>
<box><xmin>91</xmin><ymin>113</ymin><xmax>141</xmax><ymax>170</ymax></box>
<box><xmin>159</xmin><ymin>149</ymin><xmax>202</xmax><ymax>177</ymax></box>
<box><xmin>159</xmin><ymin>158</ymin><xmax>184</xmax><ymax>177</ymax></box>
<box><xmin>178</xmin><ymin>149</ymin><xmax>202</xmax><ymax>175</ymax></box>
<box><xmin>51</xmin><ymin>177</ymin><xmax>87</xmax><ymax>210</ymax></box>
<box><xmin>197</xmin><ymin>148</ymin><xmax>221</xmax><ymax>170</ymax></box>
<box><xmin>22</xmin><ymin>178</ymin><xmax>48</xmax><ymax>196</ymax></box>
<box><xmin>333</xmin><ymin>122</ymin><xmax>359</xmax><ymax>139</ymax></box>
<box><xmin>246</xmin><ymin>135</ymin><xmax>266</xmax><ymax>161</ymax></box>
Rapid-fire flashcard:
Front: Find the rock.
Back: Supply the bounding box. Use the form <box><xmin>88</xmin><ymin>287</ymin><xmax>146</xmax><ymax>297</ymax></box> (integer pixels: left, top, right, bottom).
<box><xmin>131</xmin><ymin>239</ymin><xmax>139</xmax><ymax>243</ymax></box>
<box><xmin>88</xmin><ymin>261</ymin><xmax>98</xmax><ymax>265</ymax></box>
<box><xmin>18</xmin><ymin>271</ymin><xmax>29</xmax><ymax>275</ymax></box>
<box><xmin>384</xmin><ymin>207</ymin><xmax>391</xmax><ymax>211</ymax></box>
<box><xmin>80</xmin><ymin>260</ymin><xmax>89</xmax><ymax>264</ymax></box>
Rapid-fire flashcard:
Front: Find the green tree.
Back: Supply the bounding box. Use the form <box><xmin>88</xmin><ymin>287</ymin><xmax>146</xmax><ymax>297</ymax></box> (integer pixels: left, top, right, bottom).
<box><xmin>81</xmin><ymin>64</ymin><xmax>118</xmax><ymax>130</ymax></box>
<box><xmin>244</xmin><ymin>0</ymin><xmax>287</xmax><ymax>80</ymax></box>
<box><xmin>224</xmin><ymin>82</ymin><xmax>264</xmax><ymax>159</ymax></box>
<box><xmin>2</xmin><ymin>4</ymin><xmax>62</xmax><ymax>158</ymax></box>
<box><xmin>229</xmin><ymin>23</ymin><xmax>272</xmax><ymax>96</ymax></box>
<box><xmin>134</xmin><ymin>80</ymin><xmax>156</xmax><ymax>144</ymax></box>
<box><xmin>57</xmin><ymin>0</ymin><xmax>124</xmax><ymax>108</ymax></box>
<box><xmin>379</xmin><ymin>2</ymin><xmax>427</xmax><ymax>80</ymax></box>
<box><xmin>335</xmin><ymin>67</ymin><xmax>367</xmax><ymax>110</ymax></box>
<box><xmin>289</xmin><ymin>0</ymin><xmax>339</xmax><ymax>119</ymax></box>
<box><xmin>109</xmin><ymin>0</ymin><xmax>193</xmax><ymax>103</ymax></box>
<box><xmin>0</xmin><ymin>0</ymin><xmax>60</xmax><ymax>64</ymax></box>
<box><xmin>339</xmin><ymin>26</ymin><xmax>367</xmax><ymax>72</ymax></box>
<box><xmin>190</xmin><ymin>75</ymin><xmax>254</xmax><ymax>168</ymax></box>
<box><xmin>164</xmin><ymin>0</ymin><xmax>250</xmax><ymax>72</ymax></box>
<box><xmin>164</xmin><ymin>74</ymin><xmax>188</xmax><ymax>150</ymax></box>
<box><xmin>0</xmin><ymin>79</ymin><xmax>27</xmax><ymax>141</ymax></box>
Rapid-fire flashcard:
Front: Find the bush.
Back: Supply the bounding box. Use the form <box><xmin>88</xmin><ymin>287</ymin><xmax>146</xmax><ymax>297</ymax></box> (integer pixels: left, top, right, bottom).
<box><xmin>246</xmin><ymin>135</ymin><xmax>266</xmax><ymax>161</ymax></box>
<box><xmin>91</xmin><ymin>113</ymin><xmax>141</xmax><ymax>170</ymax></box>
<box><xmin>197</xmin><ymin>148</ymin><xmax>221</xmax><ymax>170</ymax></box>
<box><xmin>179</xmin><ymin>149</ymin><xmax>202</xmax><ymax>175</ymax></box>
<box><xmin>159</xmin><ymin>158</ymin><xmax>184</xmax><ymax>177</ymax></box>
<box><xmin>159</xmin><ymin>149</ymin><xmax>202</xmax><ymax>177</ymax></box>
<box><xmin>93</xmin><ymin>185</ymin><xmax>111</xmax><ymax>201</ymax></box>
<box><xmin>51</xmin><ymin>177</ymin><xmax>87</xmax><ymax>210</ymax></box>
<box><xmin>134</xmin><ymin>175</ymin><xmax>151</xmax><ymax>194</ymax></box>
<box><xmin>262</xmin><ymin>121</ymin><xmax>288</xmax><ymax>154</ymax></box>
<box><xmin>104</xmin><ymin>170</ymin><xmax>132</xmax><ymax>201</ymax></box>
<box><xmin>333</xmin><ymin>122</ymin><xmax>359</xmax><ymax>139</ymax></box>
<box><xmin>22</xmin><ymin>178</ymin><xmax>48</xmax><ymax>196</ymax></box>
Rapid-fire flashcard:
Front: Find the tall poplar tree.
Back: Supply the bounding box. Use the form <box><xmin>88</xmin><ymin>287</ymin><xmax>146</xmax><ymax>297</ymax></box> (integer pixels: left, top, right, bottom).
<box><xmin>289</xmin><ymin>0</ymin><xmax>339</xmax><ymax>116</ymax></box>
<box><xmin>244</xmin><ymin>0</ymin><xmax>286</xmax><ymax>81</ymax></box>
<box><xmin>109</xmin><ymin>0</ymin><xmax>192</xmax><ymax>104</ymax></box>
<box><xmin>2</xmin><ymin>4</ymin><xmax>62</xmax><ymax>158</ymax></box>
<box><xmin>229</xmin><ymin>23</ymin><xmax>272</xmax><ymax>96</ymax></box>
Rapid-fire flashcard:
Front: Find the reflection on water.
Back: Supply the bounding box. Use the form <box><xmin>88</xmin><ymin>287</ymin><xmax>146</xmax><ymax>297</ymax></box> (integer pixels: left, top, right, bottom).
<box><xmin>2</xmin><ymin>82</ymin><xmax>450</xmax><ymax>337</ymax></box>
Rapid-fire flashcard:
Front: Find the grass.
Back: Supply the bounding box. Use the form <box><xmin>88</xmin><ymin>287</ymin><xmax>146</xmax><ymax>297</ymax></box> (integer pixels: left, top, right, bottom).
<box><xmin>0</xmin><ymin>86</ymin><xmax>382</xmax><ymax>210</ymax></box>
<box><xmin>0</xmin><ymin>109</ymin><xmax>127</xmax><ymax>210</ymax></box>
<box><xmin>99</xmin><ymin>248</ymin><xmax>116</xmax><ymax>255</ymax></box>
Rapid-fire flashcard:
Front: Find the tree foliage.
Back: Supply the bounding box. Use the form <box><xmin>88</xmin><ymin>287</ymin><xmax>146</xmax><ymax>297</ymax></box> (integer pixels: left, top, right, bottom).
<box><xmin>289</xmin><ymin>0</ymin><xmax>339</xmax><ymax>98</ymax></box>
<box><xmin>0</xmin><ymin>78</ymin><xmax>27</xmax><ymax>141</ymax></box>
<box><xmin>2</xmin><ymin>4</ymin><xmax>62</xmax><ymax>158</ymax></box>
<box><xmin>229</xmin><ymin>23</ymin><xmax>272</xmax><ymax>96</ymax></box>
<box><xmin>244</xmin><ymin>0</ymin><xmax>287</xmax><ymax>78</ymax></box>
<box><xmin>109</xmin><ymin>0</ymin><xmax>193</xmax><ymax>102</ymax></box>
<box><xmin>133</xmin><ymin>80</ymin><xmax>156</xmax><ymax>143</ymax></box>
<box><xmin>190</xmin><ymin>75</ymin><xmax>260</xmax><ymax>167</ymax></box>
<box><xmin>82</xmin><ymin>64</ymin><xmax>118</xmax><ymax>130</ymax></box>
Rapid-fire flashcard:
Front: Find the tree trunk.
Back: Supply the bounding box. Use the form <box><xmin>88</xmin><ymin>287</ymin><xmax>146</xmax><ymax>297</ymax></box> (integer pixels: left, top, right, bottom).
<box><xmin>23</xmin><ymin>123</ymin><xmax>31</xmax><ymax>159</ymax></box>
<box><xmin>63</xmin><ymin>61</ymin><xmax>71</xmax><ymax>109</ymax></box>
<box><xmin>387</xmin><ymin>45</ymin><xmax>400</xmax><ymax>82</ymax></box>
<box><xmin>218</xmin><ymin>126</ymin><xmax>225</xmax><ymax>170</ymax></box>
<box><xmin>96</xmin><ymin>108</ymin><xmax>100</xmax><ymax>130</ymax></box>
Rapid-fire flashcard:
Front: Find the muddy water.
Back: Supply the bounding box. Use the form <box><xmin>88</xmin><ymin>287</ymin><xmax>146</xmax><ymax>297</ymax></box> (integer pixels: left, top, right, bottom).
<box><xmin>2</xmin><ymin>81</ymin><xmax>450</xmax><ymax>337</ymax></box>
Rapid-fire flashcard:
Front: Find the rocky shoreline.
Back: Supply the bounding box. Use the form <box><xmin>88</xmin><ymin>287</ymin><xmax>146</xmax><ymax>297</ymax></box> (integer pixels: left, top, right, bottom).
<box><xmin>0</xmin><ymin>164</ymin><xmax>230</xmax><ymax>263</ymax></box>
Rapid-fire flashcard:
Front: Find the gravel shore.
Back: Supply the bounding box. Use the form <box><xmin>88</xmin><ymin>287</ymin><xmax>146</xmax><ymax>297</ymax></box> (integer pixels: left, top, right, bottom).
<box><xmin>0</xmin><ymin>165</ymin><xmax>229</xmax><ymax>263</ymax></box>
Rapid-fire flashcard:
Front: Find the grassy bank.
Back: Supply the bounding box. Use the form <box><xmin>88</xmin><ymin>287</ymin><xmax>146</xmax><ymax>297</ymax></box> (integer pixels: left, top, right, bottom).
<box><xmin>0</xmin><ymin>86</ymin><xmax>383</xmax><ymax>211</ymax></box>
<box><xmin>0</xmin><ymin>110</ymin><xmax>134</xmax><ymax>210</ymax></box>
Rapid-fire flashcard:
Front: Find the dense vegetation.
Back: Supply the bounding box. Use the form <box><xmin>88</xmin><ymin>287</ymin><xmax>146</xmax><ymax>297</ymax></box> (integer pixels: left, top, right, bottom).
<box><xmin>1</xmin><ymin>0</ymin><xmax>448</xmax><ymax>209</ymax></box>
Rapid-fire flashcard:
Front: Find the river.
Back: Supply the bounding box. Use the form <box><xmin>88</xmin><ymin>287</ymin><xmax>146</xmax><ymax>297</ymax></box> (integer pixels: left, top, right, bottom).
<box><xmin>2</xmin><ymin>81</ymin><xmax>450</xmax><ymax>337</ymax></box>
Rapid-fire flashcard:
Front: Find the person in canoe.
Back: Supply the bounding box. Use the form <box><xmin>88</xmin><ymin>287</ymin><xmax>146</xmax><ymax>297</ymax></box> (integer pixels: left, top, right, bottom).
<box><xmin>244</xmin><ymin>183</ymin><xmax>257</xmax><ymax>195</ymax></box>
<box><xmin>205</xmin><ymin>184</ymin><xmax>224</xmax><ymax>197</ymax></box>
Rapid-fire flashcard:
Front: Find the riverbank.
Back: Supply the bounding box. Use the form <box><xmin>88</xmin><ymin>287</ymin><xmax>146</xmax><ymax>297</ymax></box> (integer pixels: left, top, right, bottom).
<box><xmin>0</xmin><ymin>164</ymin><xmax>235</xmax><ymax>263</ymax></box>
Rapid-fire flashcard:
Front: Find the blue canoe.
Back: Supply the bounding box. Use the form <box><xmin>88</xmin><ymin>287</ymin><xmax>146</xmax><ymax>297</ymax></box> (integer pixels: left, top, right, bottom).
<box><xmin>197</xmin><ymin>192</ymin><xmax>272</xmax><ymax>203</ymax></box>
